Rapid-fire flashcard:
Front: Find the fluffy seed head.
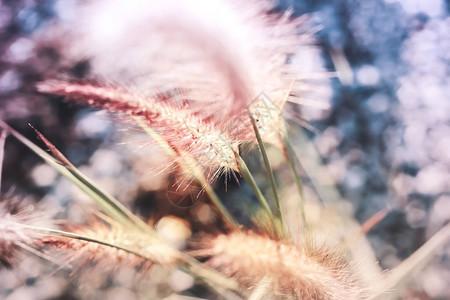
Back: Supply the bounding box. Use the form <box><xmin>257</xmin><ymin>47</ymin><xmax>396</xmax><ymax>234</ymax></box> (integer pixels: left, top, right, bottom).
<box><xmin>0</xmin><ymin>199</ymin><xmax>54</xmax><ymax>267</ymax></box>
<box><xmin>197</xmin><ymin>231</ymin><xmax>367</xmax><ymax>299</ymax></box>
<box><xmin>69</xmin><ymin>0</ymin><xmax>307</xmax><ymax>113</ymax></box>
<box><xmin>40</xmin><ymin>220</ymin><xmax>179</xmax><ymax>277</ymax></box>
<box><xmin>49</xmin><ymin>0</ymin><xmax>329</xmax><ymax>144</ymax></box>
<box><xmin>37</xmin><ymin>81</ymin><xmax>240</xmax><ymax>177</ymax></box>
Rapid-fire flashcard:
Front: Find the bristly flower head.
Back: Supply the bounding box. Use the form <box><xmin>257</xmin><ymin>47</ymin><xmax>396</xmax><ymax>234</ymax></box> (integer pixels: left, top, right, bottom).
<box><xmin>38</xmin><ymin>0</ymin><xmax>330</xmax><ymax>176</ymax></box>
<box><xmin>37</xmin><ymin>81</ymin><xmax>240</xmax><ymax>179</ymax></box>
<box><xmin>40</xmin><ymin>219</ymin><xmax>179</xmax><ymax>277</ymax></box>
<box><xmin>0</xmin><ymin>199</ymin><xmax>55</xmax><ymax>267</ymax></box>
<box><xmin>196</xmin><ymin>231</ymin><xmax>367</xmax><ymax>299</ymax></box>
<box><xmin>51</xmin><ymin>0</ymin><xmax>330</xmax><ymax>138</ymax></box>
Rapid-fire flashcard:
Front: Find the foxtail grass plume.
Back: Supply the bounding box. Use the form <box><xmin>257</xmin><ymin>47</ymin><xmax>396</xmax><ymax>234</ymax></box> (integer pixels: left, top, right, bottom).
<box><xmin>0</xmin><ymin>199</ymin><xmax>54</xmax><ymax>267</ymax></box>
<box><xmin>197</xmin><ymin>231</ymin><xmax>367</xmax><ymax>299</ymax></box>
<box><xmin>37</xmin><ymin>81</ymin><xmax>240</xmax><ymax>180</ymax></box>
<box><xmin>49</xmin><ymin>0</ymin><xmax>329</xmax><ymax>145</ymax></box>
<box><xmin>40</xmin><ymin>219</ymin><xmax>179</xmax><ymax>276</ymax></box>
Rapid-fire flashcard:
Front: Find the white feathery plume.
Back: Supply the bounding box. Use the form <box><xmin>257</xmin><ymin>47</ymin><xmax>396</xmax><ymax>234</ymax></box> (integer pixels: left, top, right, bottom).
<box><xmin>55</xmin><ymin>0</ymin><xmax>330</xmax><ymax>129</ymax></box>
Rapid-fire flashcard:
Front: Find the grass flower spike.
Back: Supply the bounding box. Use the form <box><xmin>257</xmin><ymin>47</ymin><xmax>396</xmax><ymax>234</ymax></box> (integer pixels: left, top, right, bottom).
<box><xmin>1</xmin><ymin>0</ymin><xmax>448</xmax><ymax>298</ymax></box>
<box><xmin>74</xmin><ymin>0</ymin><xmax>312</xmax><ymax>113</ymax></box>
<box><xmin>40</xmin><ymin>220</ymin><xmax>179</xmax><ymax>276</ymax></box>
<box><xmin>0</xmin><ymin>199</ymin><xmax>55</xmax><ymax>267</ymax></box>
<box><xmin>197</xmin><ymin>231</ymin><xmax>367</xmax><ymax>299</ymax></box>
<box><xmin>60</xmin><ymin>0</ymin><xmax>328</xmax><ymax>143</ymax></box>
<box><xmin>37</xmin><ymin>81</ymin><xmax>240</xmax><ymax>178</ymax></box>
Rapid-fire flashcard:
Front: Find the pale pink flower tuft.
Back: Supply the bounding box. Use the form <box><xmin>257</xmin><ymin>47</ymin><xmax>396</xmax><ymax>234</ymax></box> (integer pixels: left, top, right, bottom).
<box><xmin>37</xmin><ymin>80</ymin><xmax>240</xmax><ymax>179</ymax></box>
<box><xmin>40</xmin><ymin>220</ymin><xmax>179</xmax><ymax>277</ymax></box>
<box><xmin>51</xmin><ymin>0</ymin><xmax>330</xmax><ymax>138</ymax></box>
<box><xmin>196</xmin><ymin>231</ymin><xmax>367</xmax><ymax>299</ymax></box>
<box><xmin>0</xmin><ymin>199</ymin><xmax>54</xmax><ymax>267</ymax></box>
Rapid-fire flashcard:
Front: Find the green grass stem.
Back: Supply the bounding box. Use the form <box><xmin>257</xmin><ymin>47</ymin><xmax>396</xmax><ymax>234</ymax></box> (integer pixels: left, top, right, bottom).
<box><xmin>247</xmin><ymin>111</ymin><xmax>284</xmax><ymax>233</ymax></box>
<box><xmin>237</xmin><ymin>156</ymin><xmax>275</xmax><ymax>227</ymax></box>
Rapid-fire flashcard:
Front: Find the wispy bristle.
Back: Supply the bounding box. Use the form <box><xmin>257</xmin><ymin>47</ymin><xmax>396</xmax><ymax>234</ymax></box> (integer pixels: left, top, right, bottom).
<box><xmin>37</xmin><ymin>80</ymin><xmax>240</xmax><ymax>176</ymax></box>
<box><xmin>197</xmin><ymin>231</ymin><xmax>367</xmax><ymax>299</ymax></box>
<box><xmin>70</xmin><ymin>0</ymin><xmax>305</xmax><ymax>115</ymax></box>
<box><xmin>53</xmin><ymin>0</ymin><xmax>329</xmax><ymax>144</ymax></box>
<box><xmin>0</xmin><ymin>199</ymin><xmax>54</xmax><ymax>267</ymax></box>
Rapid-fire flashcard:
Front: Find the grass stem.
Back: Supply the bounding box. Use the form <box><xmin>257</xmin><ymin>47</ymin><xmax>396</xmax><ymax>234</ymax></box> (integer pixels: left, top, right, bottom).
<box><xmin>237</xmin><ymin>156</ymin><xmax>275</xmax><ymax>227</ymax></box>
<box><xmin>247</xmin><ymin>111</ymin><xmax>284</xmax><ymax>233</ymax></box>
<box><xmin>1</xmin><ymin>120</ymin><xmax>151</xmax><ymax>233</ymax></box>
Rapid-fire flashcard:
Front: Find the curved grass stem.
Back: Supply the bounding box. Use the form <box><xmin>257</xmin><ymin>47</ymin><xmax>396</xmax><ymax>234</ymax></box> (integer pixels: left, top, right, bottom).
<box><xmin>247</xmin><ymin>111</ymin><xmax>284</xmax><ymax>234</ymax></box>
<box><xmin>237</xmin><ymin>156</ymin><xmax>275</xmax><ymax>227</ymax></box>
<box><xmin>1</xmin><ymin>120</ymin><xmax>151</xmax><ymax>233</ymax></box>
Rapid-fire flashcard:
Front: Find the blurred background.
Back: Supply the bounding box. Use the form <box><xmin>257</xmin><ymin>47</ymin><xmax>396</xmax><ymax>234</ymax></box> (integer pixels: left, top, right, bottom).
<box><xmin>0</xmin><ymin>0</ymin><xmax>450</xmax><ymax>299</ymax></box>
